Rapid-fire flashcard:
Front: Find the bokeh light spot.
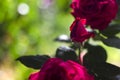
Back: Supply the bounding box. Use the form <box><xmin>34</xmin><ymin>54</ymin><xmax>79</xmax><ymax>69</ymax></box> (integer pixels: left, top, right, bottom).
<box><xmin>17</xmin><ymin>3</ymin><xmax>29</xmax><ymax>15</ymax></box>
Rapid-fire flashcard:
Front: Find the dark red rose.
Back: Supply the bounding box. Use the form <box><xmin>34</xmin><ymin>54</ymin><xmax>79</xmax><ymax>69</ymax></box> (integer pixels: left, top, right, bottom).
<box><xmin>70</xmin><ymin>18</ymin><xmax>94</xmax><ymax>43</ymax></box>
<box><xmin>71</xmin><ymin>0</ymin><xmax>118</xmax><ymax>30</ymax></box>
<box><xmin>29</xmin><ymin>58</ymin><xmax>94</xmax><ymax>80</ymax></box>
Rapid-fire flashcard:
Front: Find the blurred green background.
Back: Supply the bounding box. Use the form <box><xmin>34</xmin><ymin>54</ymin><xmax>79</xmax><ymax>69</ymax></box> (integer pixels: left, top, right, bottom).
<box><xmin>0</xmin><ymin>0</ymin><xmax>120</xmax><ymax>80</ymax></box>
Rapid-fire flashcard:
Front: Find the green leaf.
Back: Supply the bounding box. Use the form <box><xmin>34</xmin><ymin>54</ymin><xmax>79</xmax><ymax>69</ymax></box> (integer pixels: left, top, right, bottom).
<box><xmin>54</xmin><ymin>34</ymin><xmax>71</xmax><ymax>43</ymax></box>
<box><xmin>102</xmin><ymin>38</ymin><xmax>120</xmax><ymax>48</ymax></box>
<box><xmin>83</xmin><ymin>43</ymin><xmax>120</xmax><ymax>80</ymax></box>
<box><xmin>84</xmin><ymin>44</ymin><xmax>107</xmax><ymax>63</ymax></box>
<box><xmin>89</xmin><ymin>62</ymin><xmax>120</xmax><ymax>80</ymax></box>
<box><xmin>100</xmin><ymin>24</ymin><xmax>120</xmax><ymax>38</ymax></box>
<box><xmin>16</xmin><ymin>55</ymin><xmax>50</xmax><ymax>69</ymax></box>
<box><xmin>55</xmin><ymin>46</ymin><xmax>78</xmax><ymax>62</ymax></box>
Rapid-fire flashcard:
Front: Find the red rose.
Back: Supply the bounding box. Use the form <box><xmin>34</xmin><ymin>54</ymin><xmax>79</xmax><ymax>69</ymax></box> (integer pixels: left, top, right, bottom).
<box><xmin>29</xmin><ymin>58</ymin><xmax>94</xmax><ymax>80</ymax></box>
<box><xmin>71</xmin><ymin>0</ymin><xmax>118</xmax><ymax>30</ymax></box>
<box><xmin>70</xmin><ymin>18</ymin><xmax>94</xmax><ymax>43</ymax></box>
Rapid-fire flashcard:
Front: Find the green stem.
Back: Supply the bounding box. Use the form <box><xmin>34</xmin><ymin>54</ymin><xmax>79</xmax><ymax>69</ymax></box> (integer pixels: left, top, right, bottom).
<box><xmin>78</xmin><ymin>43</ymin><xmax>83</xmax><ymax>64</ymax></box>
<box><xmin>78</xmin><ymin>45</ymin><xmax>81</xmax><ymax>63</ymax></box>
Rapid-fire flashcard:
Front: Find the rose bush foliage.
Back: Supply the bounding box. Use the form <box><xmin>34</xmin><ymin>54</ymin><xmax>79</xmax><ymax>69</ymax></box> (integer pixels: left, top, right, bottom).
<box><xmin>16</xmin><ymin>0</ymin><xmax>120</xmax><ymax>80</ymax></box>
